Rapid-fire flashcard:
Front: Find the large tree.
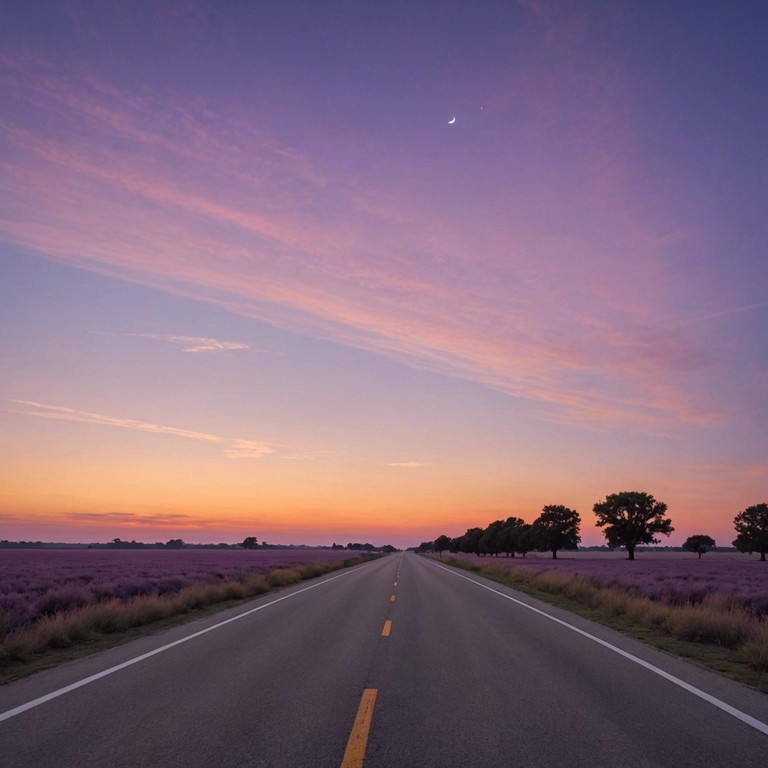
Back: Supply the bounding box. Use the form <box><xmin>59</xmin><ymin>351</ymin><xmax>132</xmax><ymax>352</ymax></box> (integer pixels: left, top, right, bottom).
<box><xmin>681</xmin><ymin>534</ymin><xmax>715</xmax><ymax>559</ymax></box>
<box><xmin>733</xmin><ymin>503</ymin><xmax>768</xmax><ymax>561</ymax></box>
<box><xmin>593</xmin><ymin>491</ymin><xmax>673</xmax><ymax>560</ymax></box>
<box><xmin>533</xmin><ymin>505</ymin><xmax>581</xmax><ymax>559</ymax></box>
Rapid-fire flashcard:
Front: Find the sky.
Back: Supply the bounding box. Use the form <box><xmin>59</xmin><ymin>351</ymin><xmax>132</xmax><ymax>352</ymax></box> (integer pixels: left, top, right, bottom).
<box><xmin>1</xmin><ymin>1</ymin><xmax>766</xmax><ymax>549</ymax></box>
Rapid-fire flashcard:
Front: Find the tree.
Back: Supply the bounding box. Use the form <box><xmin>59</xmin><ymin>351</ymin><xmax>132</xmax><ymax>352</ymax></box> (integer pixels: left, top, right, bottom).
<box><xmin>516</xmin><ymin>524</ymin><xmax>536</xmax><ymax>557</ymax></box>
<box><xmin>681</xmin><ymin>534</ymin><xmax>716</xmax><ymax>559</ymax></box>
<box><xmin>480</xmin><ymin>520</ymin><xmax>504</xmax><ymax>556</ymax></box>
<box><xmin>496</xmin><ymin>517</ymin><xmax>526</xmax><ymax>557</ymax></box>
<box><xmin>733</xmin><ymin>503</ymin><xmax>768</xmax><ymax>561</ymax></box>
<box><xmin>533</xmin><ymin>505</ymin><xmax>581</xmax><ymax>559</ymax></box>
<box><xmin>593</xmin><ymin>491</ymin><xmax>673</xmax><ymax>560</ymax></box>
<box><xmin>241</xmin><ymin>536</ymin><xmax>259</xmax><ymax>549</ymax></box>
<box><xmin>165</xmin><ymin>538</ymin><xmax>185</xmax><ymax>549</ymax></box>
<box><xmin>434</xmin><ymin>534</ymin><xmax>452</xmax><ymax>557</ymax></box>
<box><xmin>459</xmin><ymin>527</ymin><xmax>484</xmax><ymax>556</ymax></box>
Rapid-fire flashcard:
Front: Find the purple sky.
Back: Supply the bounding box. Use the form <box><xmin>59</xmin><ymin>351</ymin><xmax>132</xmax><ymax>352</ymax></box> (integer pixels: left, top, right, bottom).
<box><xmin>1</xmin><ymin>1</ymin><xmax>766</xmax><ymax>547</ymax></box>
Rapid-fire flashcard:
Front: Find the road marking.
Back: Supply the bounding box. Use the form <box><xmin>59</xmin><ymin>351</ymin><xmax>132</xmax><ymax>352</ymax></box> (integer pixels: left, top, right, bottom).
<box><xmin>390</xmin><ymin>595</ymin><xmax>396</xmax><ymax>602</ymax></box>
<box><xmin>0</xmin><ymin>563</ymin><xmax>376</xmax><ymax>724</ymax></box>
<box><xmin>429</xmin><ymin>560</ymin><xmax>768</xmax><ymax>737</ymax></box>
<box><xmin>340</xmin><ymin>688</ymin><xmax>377</xmax><ymax>768</ymax></box>
<box><xmin>381</xmin><ymin>620</ymin><xmax>392</xmax><ymax>637</ymax></box>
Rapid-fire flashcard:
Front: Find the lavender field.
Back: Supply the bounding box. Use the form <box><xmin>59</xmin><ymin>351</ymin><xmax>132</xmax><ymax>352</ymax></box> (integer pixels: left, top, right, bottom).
<box><xmin>447</xmin><ymin>551</ymin><xmax>768</xmax><ymax>617</ymax></box>
<box><xmin>0</xmin><ymin>549</ymin><xmax>361</xmax><ymax>655</ymax></box>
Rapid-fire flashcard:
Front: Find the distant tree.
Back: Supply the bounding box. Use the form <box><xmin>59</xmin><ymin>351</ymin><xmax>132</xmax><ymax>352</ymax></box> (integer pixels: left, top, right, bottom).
<box><xmin>459</xmin><ymin>527</ymin><xmax>484</xmax><ymax>556</ymax></box>
<box><xmin>165</xmin><ymin>538</ymin><xmax>185</xmax><ymax>549</ymax></box>
<box><xmin>496</xmin><ymin>517</ymin><xmax>526</xmax><ymax>557</ymax></box>
<box><xmin>434</xmin><ymin>534</ymin><xmax>452</xmax><ymax>557</ymax></box>
<box><xmin>415</xmin><ymin>540</ymin><xmax>434</xmax><ymax>553</ymax></box>
<box><xmin>241</xmin><ymin>536</ymin><xmax>259</xmax><ymax>549</ymax></box>
<box><xmin>381</xmin><ymin>544</ymin><xmax>397</xmax><ymax>553</ymax></box>
<box><xmin>681</xmin><ymin>534</ymin><xmax>716</xmax><ymax>559</ymax></box>
<box><xmin>533</xmin><ymin>505</ymin><xmax>581</xmax><ymax>559</ymax></box>
<box><xmin>733</xmin><ymin>503</ymin><xmax>768</xmax><ymax>561</ymax></box>
<box><xmin>593</xmin><ymin>491</ymin><xmax>673</xmax><ymax>560</ymax></box>
<box><xmin>480</xmin><ymin>520</ymin><xmax>504</xmax><ymax>556</ymax></box>
<box><xmin>516</xmin><ymin>524</ymin><xmax>536</xmax><ymax>557</ymax></box>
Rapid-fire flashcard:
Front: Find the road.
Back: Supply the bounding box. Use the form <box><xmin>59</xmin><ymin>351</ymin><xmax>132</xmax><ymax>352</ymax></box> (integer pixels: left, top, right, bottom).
<box><xmin>1</xmin><ymin>553</ymin><xmax>767</xmax><ymax>767</ymax></box>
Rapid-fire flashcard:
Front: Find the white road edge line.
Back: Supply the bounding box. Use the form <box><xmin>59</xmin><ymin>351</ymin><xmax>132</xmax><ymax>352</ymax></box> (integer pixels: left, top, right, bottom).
<box><xmin>429</xmin><ymin>559</ymin><xmax>768</xmax><ymax>737</ymax></box>
<box><xmin>0</xmin><ymin>563</ymin><xmax>373</xmax><ymax>723</ymax></box>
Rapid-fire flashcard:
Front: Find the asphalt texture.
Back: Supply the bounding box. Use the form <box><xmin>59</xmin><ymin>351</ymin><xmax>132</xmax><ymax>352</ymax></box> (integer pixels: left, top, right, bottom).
<box><xmin>1</xmin><ymin>553</ymin><xmax>767</xmax><ymax>767</ymax></box>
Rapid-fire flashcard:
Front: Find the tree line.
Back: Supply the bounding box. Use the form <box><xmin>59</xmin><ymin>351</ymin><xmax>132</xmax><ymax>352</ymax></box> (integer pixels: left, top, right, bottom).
<box><xmin>417</xmin><ymin>493</ymin><xmax>768</xmax><ymax>561</ymax></box>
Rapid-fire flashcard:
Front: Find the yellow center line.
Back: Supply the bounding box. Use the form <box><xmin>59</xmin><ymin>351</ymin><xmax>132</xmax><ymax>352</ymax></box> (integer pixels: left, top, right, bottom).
<box><xmin>381</xmin><ymin>619</ymin><xmax>392</xmax><ymax>636</ymax></box>
<box><xmin>340</xmin><ymin>688</ymin><xmax>378</xmax><ymax>768</ymax></box>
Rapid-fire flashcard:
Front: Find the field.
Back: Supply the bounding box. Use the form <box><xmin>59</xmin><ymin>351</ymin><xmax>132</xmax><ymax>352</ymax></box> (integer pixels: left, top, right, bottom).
<box><xmin>437</xmin><ymin>551</ymin><xmax>768</xmax><ymax>683</ymax></box>
<box><xmin>0</xmin><ymin>548</ymin><xmax>373</xmax><ymax>675</ymax></box>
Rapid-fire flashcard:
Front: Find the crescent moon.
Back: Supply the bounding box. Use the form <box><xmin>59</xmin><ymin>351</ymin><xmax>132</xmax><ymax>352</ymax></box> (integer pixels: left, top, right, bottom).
<box><xmin>448</xmin><ymin>116</ymin><xmax>456</xmax><ymax>124</ymax></box>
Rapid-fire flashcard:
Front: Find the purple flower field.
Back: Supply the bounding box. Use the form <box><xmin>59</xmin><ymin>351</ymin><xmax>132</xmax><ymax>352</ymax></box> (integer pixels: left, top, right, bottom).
<box><xmin>447</xmin><ymin>552</ymin><xmax>768</xmax><ymax>618</ymax></box>
<box><xmin>0</xmin><ymin>549</ymin><xmax>354</xmax><ymax>638</ymax></box>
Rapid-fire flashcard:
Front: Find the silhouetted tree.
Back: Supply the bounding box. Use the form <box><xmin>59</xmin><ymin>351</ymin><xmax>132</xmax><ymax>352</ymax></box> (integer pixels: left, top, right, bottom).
<box><xmin>733</xmin><ymin>503</ymin><xmax>768</xmax><ymax>561</ymax></box>
<box><xmin>241</xmin><ymin>536</ymin><xmax>259</xmax><ymax>549</ymax></box>
<box><xmin>434</xmin><ymin>534</ymin><xmax>452</xmax><ymax>557</ymax></box>
<box><xmin>480</xmin><ymin>520</ymin><xmax>504</xmax><ymax>556</ymax></box>
<box><xmin>460</xmin><ymin>527</ymin><xmax>484</xmax><ymax>556</ymax></box>
<box><xmin>496</xmin><ymin>517</ymin><xmax>526</xmax><ymax>557</ymax></box>
<box><xmin>593</xmin><ymin>491</ymin><xmax>673</xmax><ymax>560</ymax></box>
<box><xmin>533</xmin><ymin>504</ymin><xmax>581</xmax><ymax>559</ymax></box>
<box><xmin>516</xmin><ymin>524</ymin><xmax>536</xmax><ymax>557</ymax></box>
<box><xmin>681</xmin><ymin>534</ymin><xmax>716</xmax><ymax>559</ymax></box>
<box><xmin>165</xmin><ymin>538</ymin><xmax>185</xmax><ymax>549</ymax></box>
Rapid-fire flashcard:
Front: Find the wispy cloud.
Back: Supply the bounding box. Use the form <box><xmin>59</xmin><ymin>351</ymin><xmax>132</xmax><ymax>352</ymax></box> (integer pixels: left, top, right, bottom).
<box><xmin>224</xmin><ymin>440</ymin><xmax>275</xmax><ymax>459</ymax></box>
<box><xmin>0</xmin><ymin>51</ymin><xmax>735</xmax><ymax>433</ymax></box>
<box><xmin>6</xmin><ymin>400</ymin><xmax>276</xmax><ymax>459</ymax></box>
<box><xmin>114</xmin><ymin>333</ymin><xmax>249</xmax><ymax>353</ymax></box>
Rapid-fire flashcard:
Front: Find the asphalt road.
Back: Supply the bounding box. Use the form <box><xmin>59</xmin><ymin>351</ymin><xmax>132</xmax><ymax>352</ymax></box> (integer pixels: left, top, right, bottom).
<box><xmin>1</xmin><ymin>553</ymin><xmax>767</xmax><ymax>767</ymax></box>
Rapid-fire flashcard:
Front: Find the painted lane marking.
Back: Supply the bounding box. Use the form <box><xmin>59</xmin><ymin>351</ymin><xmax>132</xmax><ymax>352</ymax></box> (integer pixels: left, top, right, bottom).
<box><xmin>340</xmin><ymin>688</ymin><xmax>378</xmax><ymax>768</ymax></box>
<box><xmin>0</xmin><ymin>564</ymin><xmax>374</xmax><ymax>724</ymax></box>
<box><xmin>381</xmin><ymin>620</ymin><xmax>392</xmax><ymax>637</ymax></box>
<box><xmin>429</xmin><ymin>560</ymin><xmax>768</xmax><ymax>737</ymax></box>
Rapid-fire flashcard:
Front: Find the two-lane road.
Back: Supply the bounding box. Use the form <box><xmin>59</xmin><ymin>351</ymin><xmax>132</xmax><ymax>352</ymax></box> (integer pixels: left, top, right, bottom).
<box><xmin>1</xmin><ymin>553</ymin><xmax>767</xmax><ymax>766</ymax></box>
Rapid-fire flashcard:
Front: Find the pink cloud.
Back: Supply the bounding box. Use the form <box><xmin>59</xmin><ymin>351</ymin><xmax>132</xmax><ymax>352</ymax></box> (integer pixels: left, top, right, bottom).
<box><xmin>5</xmin><ymin>400</ymin><xmax>279</xmax><ymax>459</ymax></box>
<box><xmin>0</xmin><ymin>56</ymin><xmax>728</xmax><ymax>433</ymax></box>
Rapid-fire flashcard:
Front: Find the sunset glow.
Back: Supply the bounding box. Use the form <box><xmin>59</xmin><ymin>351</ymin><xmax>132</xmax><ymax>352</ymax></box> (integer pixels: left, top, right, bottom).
<box><xmin>1</xmin><ymin>1</ymin><xmax>766</xmax><ymax>547</ymax></box>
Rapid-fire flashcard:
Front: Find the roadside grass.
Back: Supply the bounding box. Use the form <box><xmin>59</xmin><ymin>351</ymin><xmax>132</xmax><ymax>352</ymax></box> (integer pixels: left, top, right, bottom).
<box><xmin>431</xmin><ymin>555</ymin><xmax>768</xmax><ymax>694</ymax></box>
<box><xmin>0</xmin><ymin>555</ymin><xmax>380</xmax><ymax>684</ymax></box>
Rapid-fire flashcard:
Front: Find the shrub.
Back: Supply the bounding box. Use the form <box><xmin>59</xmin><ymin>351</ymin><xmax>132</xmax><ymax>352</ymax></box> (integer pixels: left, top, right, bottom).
<box><xmin>266</xmin><ymin>568</ymin><xmax>301</xmax><ymax>587</ymax></box>
<box><xmin>738</xmin><ymin>625</ymin><xmax>768</xmax><ymax>671</ymax></box>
